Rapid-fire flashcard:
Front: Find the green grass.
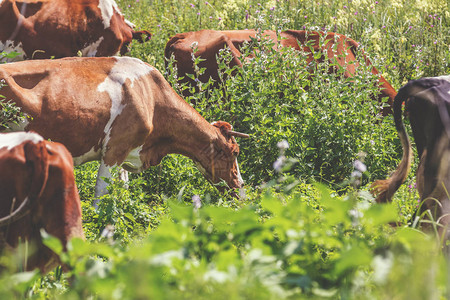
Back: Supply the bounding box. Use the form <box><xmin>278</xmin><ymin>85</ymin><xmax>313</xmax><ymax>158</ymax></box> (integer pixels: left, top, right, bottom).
<box><xmin>1</xmin><ymin>0</ymin><xmax>450</xmax><ymax>298</ymax></box>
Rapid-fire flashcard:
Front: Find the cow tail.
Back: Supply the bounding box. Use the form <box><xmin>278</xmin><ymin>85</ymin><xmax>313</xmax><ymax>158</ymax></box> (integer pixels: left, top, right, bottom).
<box><xmin>371</xmin><ymin>82</ymin><xmax>413</xmax><ymax>202</ymax></box>
<box><xmin>24</xmin><ymin>140</ymin><xmax>49</xmax><ymax>204</ymax></box>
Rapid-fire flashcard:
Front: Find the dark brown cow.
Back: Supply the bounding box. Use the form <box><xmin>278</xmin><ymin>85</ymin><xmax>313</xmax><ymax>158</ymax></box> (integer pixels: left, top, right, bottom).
<box><xmin>0</xmin><ymin>0</ymin><xmax>151</xmax><ymax>62</ymax></box>
<box><xmin>0</xmin><ymin>131</ymin><xmax>83</xmax><ymax>272</ymax></box>
<box><xmin>165</xmin><ymin>29</ymin><xmax>397</xmax><ymax>116</ymax></box>
<box><xmin>372</xmin><ymin>75</ymin><xmax>450</xmax><ymax>245</ymax></box>
<box><xmin>0</xmin><ymin>56</ymin><xmax>248</xmax><ymax>197</ymax></box>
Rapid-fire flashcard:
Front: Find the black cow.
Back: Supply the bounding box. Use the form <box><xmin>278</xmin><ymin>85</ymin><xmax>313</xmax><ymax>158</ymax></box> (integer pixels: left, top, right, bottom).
<box><xmin>372</xmin><ymin>75</ymin><xmax>450</xmax><ymax>245</ymax></box>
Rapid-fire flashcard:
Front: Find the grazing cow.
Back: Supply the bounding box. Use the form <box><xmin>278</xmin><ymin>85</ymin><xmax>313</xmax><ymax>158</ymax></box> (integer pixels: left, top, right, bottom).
<box><xmin>0</xmin><ymin>0</ymin><xmax>151</xmax><ymax>62</ymax></box>
<box><xmin>0</xmin><ymin>56</ymin><xmax>248</xmax><ymax>197</ymax></box>
<box><xmin>372</xmin><ymin>76</ymin><xmax>450</xmax><ymax>244</ymax></box>
<box><xmin>165</xmin><ymin>29</ymin><xmax>397</xmax><ymax>115</ymax></box>
<box><xmin>0</xmin><ymin>132</ymin><xmax>83</xmax><ymax>272</ymax></box>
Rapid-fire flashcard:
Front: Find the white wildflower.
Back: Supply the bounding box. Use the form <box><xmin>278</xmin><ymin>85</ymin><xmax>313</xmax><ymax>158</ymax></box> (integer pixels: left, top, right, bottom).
<box><xmin>273</xmin><ymin>155</ymin><xmax>285</xmax><ymax>172</ymax></box>
<box><xmin>351</xmin><ymin>171</ymin><xmax>362</xmax><ymax>179</ymax></box>
<box><xmin>192</xmin><ymin>195</ymin><xmax>202</xmax><ymax>209</ymax></box>
<box><xmin>277</xmin><ymin>140</ymin><xmax>289</xmax><ymax>151</ymax></box>
<box><xmin>353</xmin><ymin>160</ymin><xmax>367</xmax><ymax>173</ymax></box>
<box><xmin>101</xmin><ymin>224</ymin><xmax>115</xmax><ymax>239</ymax></box>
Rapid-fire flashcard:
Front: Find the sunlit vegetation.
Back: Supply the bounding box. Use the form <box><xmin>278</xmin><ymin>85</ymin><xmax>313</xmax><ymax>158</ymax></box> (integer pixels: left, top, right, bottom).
<box><xmin>0</xmin><ymin>0</ymin><xmax>449</xmax><ymax>298</ymax></box>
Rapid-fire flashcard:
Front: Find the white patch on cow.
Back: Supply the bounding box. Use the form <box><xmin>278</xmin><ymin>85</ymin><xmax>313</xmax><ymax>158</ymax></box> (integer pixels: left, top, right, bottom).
<box><xmin>0</xmin><ymin>40</ymin><xmax>26</xmax><ymax>62</ymax></box>
<box><xmin>73</xmin><ymin>146</ymin><xmax>101</xmax><ymax>166</ymax></box>
<box><xmin>125</xmin><ymin>19</ymin><xmax>135</xmax><ymax>28</ymax></box>
<box><xmin>436</xmin><ymin>75</ymin><xmax>450</xmax><ymax>83</ymax></box>
<box><xmin>433</xmin><ymin>75</ymin><xmax>450</xmax><ymax>95</ymax></box>
<box><xmin>0</xmin><ymin>132</ymin><xmax>43</xmax><ymax>150</ymax></box>
<box><xmin>235</xmin><ymin>158</ymin><xmax>244</xmax><ymax>186</ymax></box>
<box><xmin>80</xmin><ymin>37</ymin><xmax>104</xmax><ymax>57</ymax></box>
<box><xmin>121</xmin><ymin>145</ymin><xmax>144</xmax><ymax>171</ymax></box>
<box><xmin>94</xmin><ymin>161</ymin><xmax>113</xmax><ymax>197</ymax></box>
<box><xmin>97</xmin><ymin>57</ymin><xmax>153</xmax><ymax>152</ymax></box>
<box><xmin>97</xmin><ymin>0</ymin><xmax>121</xmax><ymax>29</ymax></box>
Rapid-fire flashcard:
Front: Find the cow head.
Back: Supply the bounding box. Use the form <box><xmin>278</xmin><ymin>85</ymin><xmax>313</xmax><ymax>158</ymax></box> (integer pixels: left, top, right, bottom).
<box><xmin>0</xmin><ymin>136</ymin><xmax>83</xmax><ymax>272</ymax></box>
<box><xmin>195</xmin><ymin>121</ymin><xmax>249</xmax><ymax>192</ymax></box>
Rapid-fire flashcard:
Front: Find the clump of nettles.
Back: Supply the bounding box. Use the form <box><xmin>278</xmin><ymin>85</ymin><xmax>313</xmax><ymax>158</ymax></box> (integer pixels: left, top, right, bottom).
<box><xmin>0</xmin><ymin>79</ymin><xmax>25</xmax><ymax>130</ymax></box>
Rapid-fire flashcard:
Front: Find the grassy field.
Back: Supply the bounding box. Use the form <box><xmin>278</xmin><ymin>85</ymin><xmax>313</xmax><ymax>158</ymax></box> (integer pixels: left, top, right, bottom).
<box><xmin>1</xmin><ymin>0</ymin><xmax>450</xmax><ymax>298</ymax></box>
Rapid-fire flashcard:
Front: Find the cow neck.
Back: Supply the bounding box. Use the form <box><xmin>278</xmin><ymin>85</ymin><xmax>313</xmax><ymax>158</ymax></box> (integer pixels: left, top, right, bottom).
<box><xmin>186</xmin><ymin>125</ymin><xmax>223</xmax><ymax>172</ymax></box>
<box><xmin>172</xmin><ymin>115</ymin><xmax>220</xmax><ymax>166</ymax></box>
<box><xmin>150</xmin><ymin>96</ymin><xmax>220</xmax><ymax>168</ymax></box>
<box><xmin>0</xmin><ymin>1</ymin><xmax>18</xmax><ymax>41</ymax></box>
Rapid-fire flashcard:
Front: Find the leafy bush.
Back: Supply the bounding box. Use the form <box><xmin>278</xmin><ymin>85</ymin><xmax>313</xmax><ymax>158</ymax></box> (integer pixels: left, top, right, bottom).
<box><xmin>0</xmin><ymin>80</ymin><xmax>25</xmax><ymax>130</ymax></box>
<box><xmin>164</xmin><ymin>32</ymin><xmax>401</xmax><ymax>188</ymax></box>
<box><xmin>115</xmin><ymin>0</ymin><xmax>446</xmax><ymax>200</ymax></box>
<box><xmin>120</xmin><ymin>0</ymin><xmax>449</xmax><ymax>81</ymax></box>
<box><xmin>0</xmin><ymin>177</ymin><xmax>446</xmax><ymax>299</ymax></box>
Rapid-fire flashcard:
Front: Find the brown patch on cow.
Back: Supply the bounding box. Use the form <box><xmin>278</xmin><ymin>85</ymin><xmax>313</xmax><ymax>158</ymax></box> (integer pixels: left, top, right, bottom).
<box><xmin>15</xmin><ymin>1</ymin><xmax>43</xmax><ymax>18</ymax></box>
<box><xmin>0</xmin><ymin>57</ymin><xmax>113</xmax><ymax>158</ymax></box>
<box><xmin>11</xmin><ymin>72</ymin><xmax>48</xmax><ymax>90</ymax></box>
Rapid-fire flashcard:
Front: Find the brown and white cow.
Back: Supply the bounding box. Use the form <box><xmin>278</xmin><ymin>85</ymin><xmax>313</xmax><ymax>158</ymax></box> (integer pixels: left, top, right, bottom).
<box><xmin>165</xmin><ymin>29</ymin><xmax>397</xmax><ymax>116</ymax></box>
<box><xmin>0</xmin><ymin>131</ymin><xmax>83</xmax><ymax>272</ymax></box>
<box><xmin>0</xmin><ymin>0</ymin><xmax>151</xmax><ymax>62</ymax></box>
<box><xmin>0</xmin><ymin>56</ymin><xmax>248</xmax><ymax>197</ymax></box>
<box><xmin>372</xmin><ymin>75</ymin><xmax>450</xmax><ymax>245</ymax></box>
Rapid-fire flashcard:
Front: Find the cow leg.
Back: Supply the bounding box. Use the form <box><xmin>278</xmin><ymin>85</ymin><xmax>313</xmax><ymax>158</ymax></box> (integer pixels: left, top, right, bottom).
<box><xmin>94</xmin><ymin>163</ymin><xmax>131</xmax><ymax>207</ymax></box>
<box><xmin>430</xmin><ymin>137</ymin><xmax>450</xmax><ymax>247</ymax></box>
<box><xmin>422</xmin><ymin>131</ymin><xmax>444</xmax><ymax>199</ymax></box>
<box><xmin>94</xmin><ymin>161</ymin><xmax>112</xmax><ymax>204</ymax></box>
<box><xmin>119</xmin><ymin>168</ymin><xmax>129</xmax><ymax>182</ymax></box>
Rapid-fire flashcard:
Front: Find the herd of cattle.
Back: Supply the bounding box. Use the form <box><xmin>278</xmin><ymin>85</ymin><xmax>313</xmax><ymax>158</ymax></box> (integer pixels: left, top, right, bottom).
<box><xmin>0</xmin><ymin>0</ymin><xmax>449</xmax><ymax>271</ymax></box>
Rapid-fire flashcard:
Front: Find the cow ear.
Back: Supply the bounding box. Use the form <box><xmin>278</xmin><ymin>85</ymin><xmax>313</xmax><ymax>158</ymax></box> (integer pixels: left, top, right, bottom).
<box><xmin>212</xmin><ymin>121</ymin><xmax>250</xmax><ymax>139</ymax></box>
<box><xmin>211</xmin><ymin>121</ymin><xmax>233</xmax><ymax>135</ymax></box>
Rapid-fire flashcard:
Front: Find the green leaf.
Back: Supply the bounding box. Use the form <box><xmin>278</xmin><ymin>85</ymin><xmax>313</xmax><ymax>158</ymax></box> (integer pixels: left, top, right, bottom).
<box><xmin>363</xmin><ymin>203</ymin><xmax>398</xmax><ymax>227</ymax></box>
<box><xmin>9</xmin><ymin>271</ymin><xmax>40</xmax><ymax>292</ymax></box>
<box><xmin>260</xmin><ymin>194</ymin><xmax>284</xmax><ymax>216</ymax></box>
<box><xmin>41</xmin><ymin>230</ymin><xmax>63</xmax><ymax>255</ymax></box>
<box><xmin>316</xmin><ymin>184</ymin><xmax>351</xmax><ymax>225</ymax></box>
<box><xmin>334</xmin><ymin>244</ymin><xmax>372</xmax><ymax>276</ymax></box>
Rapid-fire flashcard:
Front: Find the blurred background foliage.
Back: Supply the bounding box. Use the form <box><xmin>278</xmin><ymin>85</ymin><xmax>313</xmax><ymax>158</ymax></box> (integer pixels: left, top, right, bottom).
<box><xmin>0</xmin><ymin>0</ymin><xmax>449</xmax><ymax>298</ymax></box>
